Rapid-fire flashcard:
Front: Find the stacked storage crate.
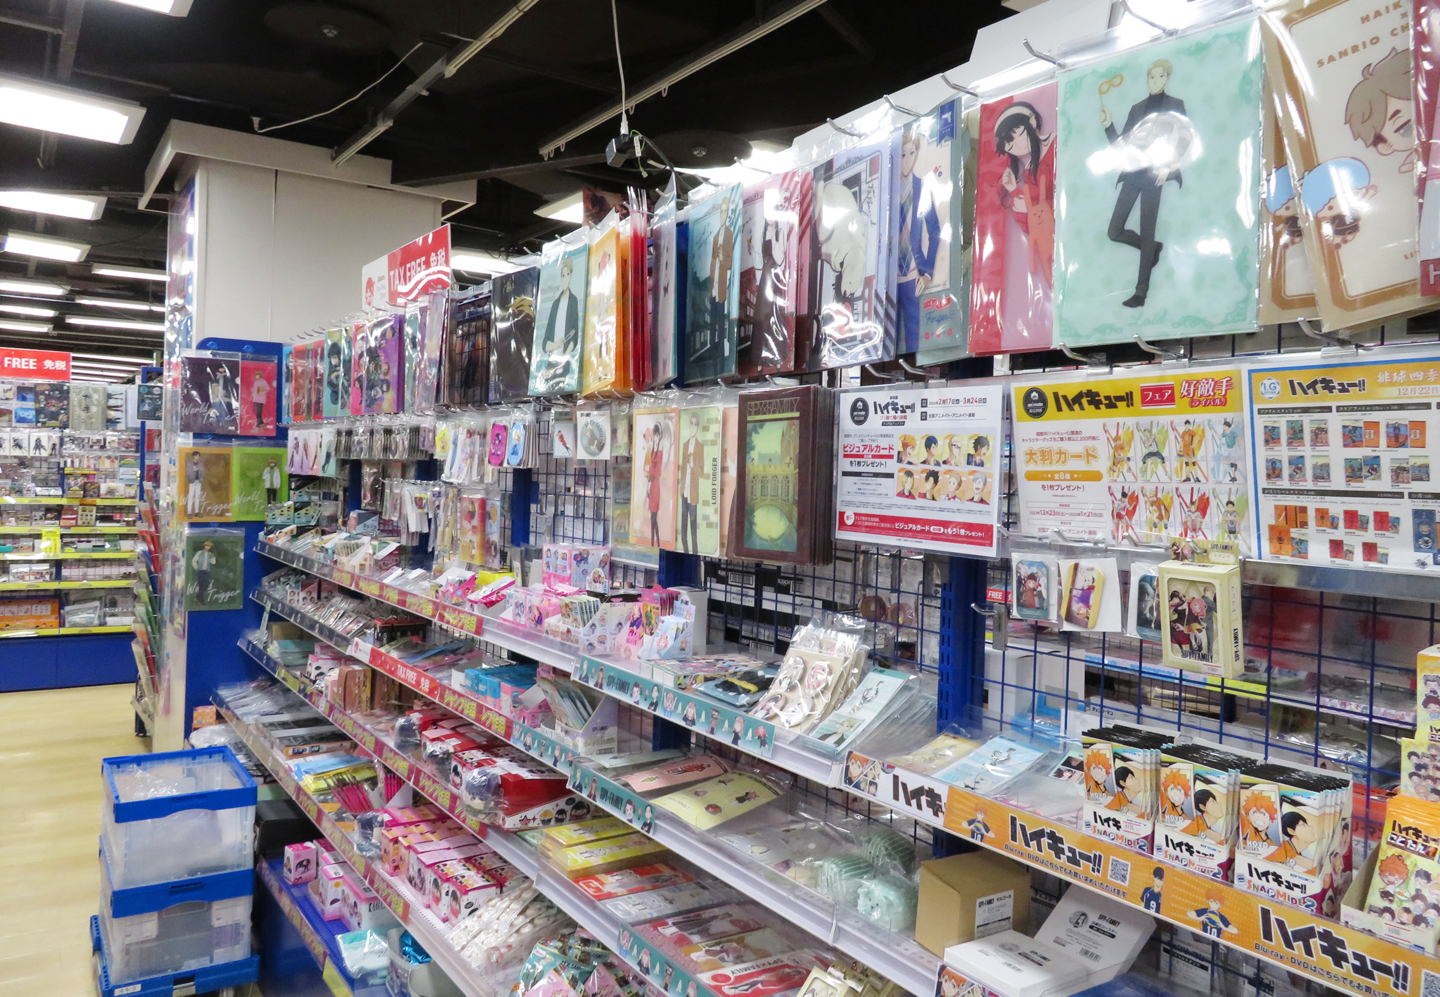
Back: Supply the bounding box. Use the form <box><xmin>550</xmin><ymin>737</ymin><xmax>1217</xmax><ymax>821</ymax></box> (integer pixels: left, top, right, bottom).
<box><xmin>94</xmin><ymin>746</ymin><xmax>260</xmax><ymax>997</ymax></box>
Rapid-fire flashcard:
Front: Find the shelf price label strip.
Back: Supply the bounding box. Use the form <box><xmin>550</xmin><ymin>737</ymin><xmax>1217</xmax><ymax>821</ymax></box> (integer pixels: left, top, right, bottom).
<box><xmin>574</xmin><ymin>656</ymin><xmax>777</xmax><ymax>761</ymax></box>
<box><xmin>256</xmin><ymin>860</ymin><xmax>355</xmax><ymax>997</ymax></box>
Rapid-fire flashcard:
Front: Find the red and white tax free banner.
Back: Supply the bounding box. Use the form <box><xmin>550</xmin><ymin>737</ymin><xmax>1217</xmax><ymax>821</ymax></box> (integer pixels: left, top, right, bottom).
<box><xmin>361</xmin><ymin>224</ymin><xmax>452</xmax><ymax>309</ymax></box>
<box><xmin>0</xmin><ymin>348</ymin><xmax>69</xmax><ymax>380</ymax></box>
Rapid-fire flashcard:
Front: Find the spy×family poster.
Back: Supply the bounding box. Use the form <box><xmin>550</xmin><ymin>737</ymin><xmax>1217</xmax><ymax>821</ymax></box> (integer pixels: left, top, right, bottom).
<box><xmin>1053</xmin><ymin>18</ymin><xmax>1264</xmax><ymax>346</ymax></box>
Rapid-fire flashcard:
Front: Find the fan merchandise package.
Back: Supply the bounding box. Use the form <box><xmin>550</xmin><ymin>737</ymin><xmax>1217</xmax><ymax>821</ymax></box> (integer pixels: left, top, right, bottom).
<box><xmin>1081</xmin><ymin>726</ymin><xmax>1174</xmax><ymax>853</ymax></box>
<box><xmin>1357</xmin><ymin>794</ymin><xmax>1440</xmax><ymax>951</ymax></box>
<box><xmin>1419</xmin><ymin>643</ymin><xmax>1440</xmax><ymax>741</ymax></box>
<box><xmin>1156</xmin><ymin>557</ymin><xmax>1244</xmax><ymax>677</ymax></box>
<box><xmin>1234</xmin><ymin>762</ymin><xmax>1353</xmax><ymax>915</ymax></box>
<box><xmin>1154</xmin><ymin>744</ymin><xmax>1252</xmax><ymax>881</ymax></box>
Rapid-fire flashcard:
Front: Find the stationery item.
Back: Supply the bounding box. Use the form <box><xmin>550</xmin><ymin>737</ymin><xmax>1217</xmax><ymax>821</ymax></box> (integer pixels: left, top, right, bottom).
<box><xmin>179</xmin><ymin>354</ymin><xmax>240</xmax><ymax>434</ymax></box>
<box><xmin>630</xmin><ymin>401</ymin><xmax>679</xmax><ymax>548</ymax></box>
<box><xmin>531</xmin><ymin>234</ymin><xmax>589</xmax><ymax>396</ymax></box>
<box><xmin>682</xmin><ymin>930</ymin><xmax>794</xmax><ymax>973</ymax></box>
<box><xmin>1059</xmin><ymin>557</ymin><xmax>1121</xmax><ymax>632</ymax></box>
<box><xmin>970</xmin><ymin>82</ymin><xmax>1058</xmax><ymax>355</ymax></box>
<box><xmin>1262</xmin><ymin>0</ymin><xmax>1428</xmax><ymax>328</ymax></box>
<box><xmin>686</xmin><ymin>183</ymin><xmax>743</xmax><ymax>384</ymax></box>
<box><xmin>803</xmin><ymin>139</ymin><xmax>894</xmax><ymax>371</ymax></box>
<box><xmin>897</xmin><ymin>98</ymin><xmax>969</xmax><ymax>363</ymax></box>
<box><xmin>731</xmin><ymin>385</ymin><xmax>835</xmax><ymax>566</ymax></box>
<box><xmin>68</xmin><ymin>383</ymin><xmax>105</xmax><ymax>432</ymax></box>
<box><xmin>700</xmin><ymin>955</ymin><xmax>819</xmax><ymax>997</ymax></box>
<box><xmin>636</xmin><ymin>904</ymin><xmax>767</xmax><ymax>948</ymax></box>
<box><xmin>240</xmin><ymin>357</ymin><xmax>278</xmax><ymax>436</ymax></box>
<box><xmin>619</xmin><ymin>755</ymin><xmax>728</xmax><ymax>792</ymax></box>
<box><xmin>651</xmin><ymin>177</ymin><xmax>681</xmax><ymax>388</ymax></box>
<box><xmin>1157</xmin><ymin>558</ymin><xmax>1244</xmax><ymax>677</ymax></box>
<box><xmin>1260</xmin><ymin>79</ymin><xmax>1318</xmax><ymax>323</ymax></box>
<box><xmin>1011</xmin><ymin>555</ymin><xmax>1057</xmax><ymax>622</ymax></box>
<box><xmin>933</xmin><ymin>735</ymin><xmax>1047</xmax><ymax>796</ymax></box>
<box><xmin>1126</xmin><ymin>561</ymin><xmax>1162</xmax><ymax>642</ymax></box>
<box><xmin>676</xmin><ymin>406</ymin><xmax>722</xmax><ymax>556</ymax></box>
<box><xmin>1054</xmin><ymin>18</ymin><xmax>1264</xmax><ymax>345</ymax></box>
<box><xmin>179</xmin><ymin>445</ymin><xmax>234</xmax><ymax>522</ymax></box>
<box><xmin>738</xmin><ymin>169</ymin><xmax>810</xmax><ymax>375</ymax></box>
<box><xmin>1420</xmin><ymin>0</ymin><xmax>1440</xmax><ymax>295</ymax></box>
<box><xmin>583</xmin><ymin>212</ymin><xmax>621</xmax><ymax>397</ymax></box>
<box><xmin>653</xmin><ymin>772</ymin><xmax>782</xmax><ymax>830</ymax></box>
<box><xmin>807</xmin><ymin>668</ymin><xmax>908</xmax><ymax>749</ymax></box>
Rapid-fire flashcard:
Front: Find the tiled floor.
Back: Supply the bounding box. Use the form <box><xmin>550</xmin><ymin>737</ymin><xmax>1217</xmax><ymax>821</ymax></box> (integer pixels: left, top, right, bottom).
<box><xmin>0</xmin><ymin>683</ymin><xmax>145</xmax><ymax>997</ymax></box>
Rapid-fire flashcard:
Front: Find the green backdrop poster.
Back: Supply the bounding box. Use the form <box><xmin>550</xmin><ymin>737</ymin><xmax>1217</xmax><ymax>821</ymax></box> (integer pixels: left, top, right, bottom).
<box><xmin>1052</xmin><ymin>18</ymin><xmax>1263</xmax><ymax>346</ymax></box>
<box><xmin>232</xmin><ymin>447</ymin><xmax>287</xmax><ymax>521</ymax></box>
<box><xmin>185</xmin><ymin>531</ymin><xmax>244</xmax><ymax>611</ymax></box>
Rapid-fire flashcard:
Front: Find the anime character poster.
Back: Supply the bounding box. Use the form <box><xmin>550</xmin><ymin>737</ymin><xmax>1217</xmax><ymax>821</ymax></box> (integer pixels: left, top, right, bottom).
<box><xmin>178</xmin><ymin>354</ymin><xmax>240</xmax><ymax>434</ymax></box>
<box><xmin>231</xmin><ymin>447</ymin><xmax>287</xmax><ymax>520</ymax></box>
<box><xmin>68</xmin><ymin>382</ymin><xmax>105</xmax><ymax>432</ymax></box>
<box><xmin>1263</xmin><ymin>0</ymin><xmax>1427</xmax><ymax>328</ymax></box>
<box><xmin>402</xmin><ymin>305</ymin><xmax>422</xmax><ymax>414</ymax></box>
<box><xmin>1260</xmin><ymin>80</ymin><xmax>1318</xmax><ymax>324</ymax></box>
<box><xmin>685</xmin><ymin>183</ymin><xmax>743</xmax><ymax>384</ymax></box>
<box><xmin>530</xmin><ymin>235</ymin><xmax>588</xmax><ymax>396</ymax></box>
<box><xmin>630</xmin><ymin>405</ymin><xmax>679</xmax><ymax>548</ymax></box>
<box><xmin>1054</xmin><ymin>19</ymin><xmax>1263</xmax><ymax>347</ymax></box>
<box><xmin>720</xmin><ymin>403</ymin><xmax>738</xmax><ymax>554</ymax></box>
<box><xmin>323</xmin><ymin>327</ymin><xmax>342</xmax><ymax>419</ymax></box>
<box><xmin>490</xmin><ymin>267</ymin><xmax>538</xmax><ymax>403</ymax></box>
<box><xmin>804</xmin><ymin>140</ymin><xmax>892</xmax><ymax>371</ymax></box>
<box><xmin>970</xmin><ymin>83</ymin><xmax>1057</xmax><ymax>355</ymax></box>
<box><xmin>178</xmin><ymin>445</ymin><xmax>233</xmax><ymax>522</ymax></box>
<box><xmin>339</xmin><ymin>320</ymin><xmax>355</xmax><ymax>416</ymax></box>
<box><xmin>238</xmin><ymin>358</ymin><xmax>277</xmax><ymax>437</ymax></box>
<box><xmin>1419</xmin><ymin>0</ymin><xmax>1440</xmax><ymax>294</ymax></box>
<box><xmin>377</xmin><ymin>312</ymin><xmax>403</xmax><ymax>414</ymax></box>
<box><xmin>895</xmin><ymin>99</ymin><xmax>968</xmax><ymax>359</ymax></box>
<box><xmin>738</xmin><ymin>170</ymin><xmax>809</xmax><ymax>375</ymax></box>
<box><xmin>651</xmin><ymin>179</ymin><xmax>680</xmax><ymax>387</ymax></box>
<box><xmin>415</xmin><ymin>291</ymin><xmax>445</xmax><ymax>413</ymax></box>
<box><xmin>583</xmin><ymin>213</ymin><xmax>621</xmax><ymax>396</ymax></box>
<box><xmin>677</xmin><ymin>406</ymin><xmax>722</xmax><ymax>556</ymax></box>
<box><xmin>349</xmin><ymin>322</ymin><xmax>366</xmax><ymax>415</ymax></box>
<box><xmin>184</xmin><ymin>530</ymin><xmax>244</xmax><ymax>611</ymax></box>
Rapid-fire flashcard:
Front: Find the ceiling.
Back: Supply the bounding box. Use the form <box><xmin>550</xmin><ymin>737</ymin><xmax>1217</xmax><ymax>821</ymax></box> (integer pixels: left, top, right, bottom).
<box><xmin>0</xmin><ymin>0</ymin><xmax>1010</xmax><ymax>364</ymax></box>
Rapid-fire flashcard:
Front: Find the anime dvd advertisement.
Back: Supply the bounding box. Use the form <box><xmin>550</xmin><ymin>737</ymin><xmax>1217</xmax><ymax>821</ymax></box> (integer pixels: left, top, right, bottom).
<box><xmin>1053</xmin><ymin>19</ymin><xmax>1264</xmax><ymax>347</ymax></box>
<box><xmin>970</xmin><ymin>82</ymin><xmax>1057</xmax><ymax>355</ymax></box>
<box><xmin>1011</xmin><ymin>368</ymin><xmax>1252</xmax><ymax>552</ymax></box>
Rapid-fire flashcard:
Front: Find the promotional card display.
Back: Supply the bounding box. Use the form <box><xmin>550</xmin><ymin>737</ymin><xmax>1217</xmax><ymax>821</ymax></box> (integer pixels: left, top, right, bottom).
<box><xmin>531</xmin><ymin>235</ymin><xmax>588</xmax><ymax>396</ymax></box>
<box><xmin>1234</xmin><ymin>764</ymin><xmax>1351</xmax><ymax>914</ymax></box>
<box><xmin>894</xmin><ymin>100</ymin><xmax>967</xmax><ymax>359</ymax></box>
<box><xmin>1420</xmin><ymin>0</ymin><xmax>1440</xmax><ymax>296</ymax></box>
<box><xmin>1155</xmin><ymin>744</ymin><xmax>1251</xmax><ymax>882</ymax></box>
<box><xmin>240</xmin><ymin>357</ymin><xmax>278</xmax><ymax>436</ymax></box>
<box><xmin>1157</xmin><ymin>557</ymin><xmax>1244</xmax><ymax>677</ymax></box>
<box><xmin>835</xmin><ymin>383</ymin><xmax>1003</xmax><ymax>557</ymax></box>
<box><xmin>970</xmin><ymin>82</ymin><xmax>1058</xmax><ymax>355</ymax></box>
<box><xmin>1082</xmin><ymin>726</ymin><xmax>1172</xmax><ymax>853</ymax></box>
<box><xmin>584</xmin><ymin>212</ymin><xmax>621</xmax><ymax>397</ymax></box>
<box><xmin>1260</xmin><ymin>80</ymin><xmax>1319</xmax><ymax>324</ymax></box>
<box><xmin>630</xmin><ymin>401</ymin><xmax>679</xmax><ymax>548</ymax></box>
<box><xmin>1247</xmin><ymin>353</ymin><xmax>1440</xmax><ymax>572</ymax></box>
<box><xmin>732</xmin><ymin>384</ymin><xmax>835</xmax><ymax>566</ymax></box>
<box><xmin>179</xmin><ymin>354</ymin><xmax>240</xmax><ymax>434</ymax></box>
<box><xmin>491</xmin><ymin>267</ymin><xmax>539</xmax><ymax>403</ymax></box>
<box><xmin>676</xmin><ymin>406</ymin><xmax>722</xmax><ymax>557</ymax></box>
<box><xmin>738</xmin><ymin>170</ymin><xmax>809</xmax><ymax>376</ymax></box>
<box><xmin>685</xmin><ymin>184</ymin><xmax>743</xmax><ymax>384</ymax></box>
<box><xmin>1262</xmin><ymin>0</ymin><xmax>1428</xmax><ymax>329</ymax></box>
<box><xmin>1012</xmin><ymin>369</ymin><xmax>1251</xmax><ymax>551</ymax></box>
<box><xmin>805</xmin><ymin>139</ymin><xmax>894</xmax><ymax>372</ymax></box>
<box><xmin>1054</xmin><ymin>18</ymin><xmax>1264</xmax><ymax>346</ymax></box>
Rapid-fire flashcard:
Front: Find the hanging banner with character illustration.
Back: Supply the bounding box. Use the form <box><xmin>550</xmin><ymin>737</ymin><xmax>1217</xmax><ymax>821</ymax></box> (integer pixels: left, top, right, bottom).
<box><xmin>1011</xmin><ymin>369</ymin><xmax>1253</xmax><ymax>553</ymax></box>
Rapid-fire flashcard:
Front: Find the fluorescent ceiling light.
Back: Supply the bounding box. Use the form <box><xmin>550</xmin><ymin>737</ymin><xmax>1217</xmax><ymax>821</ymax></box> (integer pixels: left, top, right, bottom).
<box><xmin>5</xmin><ymin>231</ymin><xmax>89</xmax><ymax>262</ymax></box>
<box><xmin>533</xmin><ymin>192</ymin><xmax>583</xmax><ymax>225</ymax></box>
<box><xmin>71</xmin><ymin>362</ymin><xmax>141</xmax><ymax>373</ymax></box>
<box><xmin>90</xmin><ymin>264</ymin><xmax>165</xmax><ymax>281</ymax></box>
<box><xmin>68</xmin><ymin>316</ymin><xmax>164</xmax><ymax>332</ymax></box>
<box><xmin>0</xmin><ymin>277</ymin><xmax>66</xmax><ymax>296</ymax></box>
<box><xmin>0</xmin><ymin>74</ymin><xmax>145</xmax><ymax>145</ymax></box>
<box><xmin>0</xmin><ymin>319</ymin><xmax>52</xmax><ymax>333</ymax></box>
<box><xmin>74</xmin><ymin>296</ymin><xmax>158</xmax><ymax>312</ymax></box>
<box><xmin>71</xmin><ymin>352</ymin><xmax>150</xmax><ymax>364</ymax></box>
<box><xmin>451</xmin><ymin>250</ymin><xmax>523</xmax><ymax>276</ymax></box>
<box><xmin>104</xmin><ymin>0</ymin><xmax>194</xmax><ymax>14</ymax></box>
<box><xmin>0</xmin><ymin>303</ymin><xmax>56</xmax><ymax>318</ymax></box>
<box><xmin>0</xmin><ymin>190</ymin><xmax>106</xmax><ymax>220</ymax></box>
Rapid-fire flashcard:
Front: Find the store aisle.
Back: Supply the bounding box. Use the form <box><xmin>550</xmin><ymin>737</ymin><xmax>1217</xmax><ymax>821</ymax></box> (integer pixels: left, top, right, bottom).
<box><xmin>0</xmin><ymin>683</ymin><xmax>145</xmax><ymax>997</ymax></box>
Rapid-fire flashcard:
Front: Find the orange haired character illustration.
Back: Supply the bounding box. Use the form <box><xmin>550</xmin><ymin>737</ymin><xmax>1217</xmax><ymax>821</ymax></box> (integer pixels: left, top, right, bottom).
<box><xmin>1378</xmin><ymin>853</ymin><xmax>1412</xmax><ymax>891</ymax></box>
<box><xmin>1240</xmin><ymin>789</ymin><xmax>1279</xmax><ymax>849</ymax></box>
<box><xmin>1084</xmin><ymin>748</ymin><xmax>1113</xmax><ymax>801</ymax></box>
<box><xmin>1159</xmin><ymin>767</ymin><xmax>1191</xmax><ymax>824</ymax></box>
<box><xmin>1188</xmin><ymin>887</ymin><xmax>1239</xmax><ymax>938</ymax></box>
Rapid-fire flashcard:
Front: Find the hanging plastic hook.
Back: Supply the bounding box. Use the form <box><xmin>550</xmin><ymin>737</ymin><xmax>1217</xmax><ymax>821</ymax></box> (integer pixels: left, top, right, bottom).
<box><xmin>864</xmin><ymin>363</ymin><xmax>904</xmax><ymax>382</ymax></box>
<box><xmin>1118</xmin><ymin>0</ymin><xmax>1174</xmax><ymax>34</ymax></box>
<box><xmin>1023</xmin><ymin>38</ymin><xmax>1062</xmax><ymax>65</ymax></box>
<box><xmin>940</xmin><ymin>73</ymin><xmax>979</xmax><ymax>96</ymax></box>
<box><xmin>1057</xmin><ymin>342</ymin><xmax>1108</xmax><ymax>367</ymax></box>
<box><xmin>882</xmin><ymin>94</ymin><xmax>924</xmax><ymax>119</ymax></box>
<box><xmin>970</xmin><ymin>603</ymin><xmax>998</xmax><ymax>617</ymax></box>
<box><xmin>1133</xmin><ymin>335</ymin><xmax>1186</xmax><ymax>361</ymax></box>
<box><xmin>1297</xmin><ymin>317</ymin><xmax>1351</xmax><ymax>349</ymax></box>
<box><xmin>827</xmin><ymin>118</ymin><xmax>864</xmax><ymax>138</ymax></box>
<box><xmin>896</xmin><ymin>357</ymin><xmax>933</xmax><ymax>380</ymax></box>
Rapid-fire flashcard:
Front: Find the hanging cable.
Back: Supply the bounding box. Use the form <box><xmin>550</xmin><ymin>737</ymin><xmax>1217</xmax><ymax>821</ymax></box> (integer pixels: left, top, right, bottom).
<box><xmin>611</xmin><ymin>0</ymin><xmax>628</xmax><ymax>134</ymax></box>
<box><xmin>252</xmin><ymin>42</ymin><xmax>424</xmax><ymax>135</ymax></box>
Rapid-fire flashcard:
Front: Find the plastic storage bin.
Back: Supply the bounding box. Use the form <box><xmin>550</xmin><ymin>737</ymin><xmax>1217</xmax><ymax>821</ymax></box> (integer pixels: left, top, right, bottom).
<box><xmin>99</xmin><ymin>846</ymin><xmax>254</xmax><ymax>985</ymax></box>
<box><xmin>101</xmin><ymin>745</ymin><xmax>257</xmax><ymax>888</ymax></box>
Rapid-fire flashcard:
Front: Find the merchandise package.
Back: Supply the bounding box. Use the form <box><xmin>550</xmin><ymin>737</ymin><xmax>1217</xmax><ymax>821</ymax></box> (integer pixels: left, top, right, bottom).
<box><xmin>676</xmin><ymin>404</ymin><xmax>722</xmax><ymax>557</ymax></box>
<box><xmin>1235</xmin><ymin>762</ymin><xmax>1352</xmax><ymax>915</ymax></box>
<box><xmin>634</xmin><ymin>903</ymin><xmax>767</xmax><ymax>950</ymax></box>
<box><xmin>1262</xmin><ymin>0</ymin><xmax>1428</xmax><ymax>329</ymax></box>
<box><xmin>68</xmin><ymin>382</ymin><xmax>105</xmax><ymax>433</ymax></box>
<box><xmin>1156</xmin><ymin>558</ymin><xmax>1244</xmax><ymax>677</ymax></box>
<box><xmin>751</xmin><ymin>613</ymin><xmax>867</xmax><ymax>736</ymax></box>
<box><xmin>685</xmin><ymin>183</ymin><xmax>743</xmax><ymax>384</ymax></box>
<box><xmin>240</xmin><ymin>356</ymin><xmax>278</xmax><ymax>436</ymax></box>
<box><xmin>416</xmin><ymin>290</ymin><xmax>446</xmax><ymax>413</ymax></box>
<box><xmin>931</xmin><ymin>734</ymin><xmax>1047</xmax><ymax>796</ymax></box>
<box><xmin>179</xmin><ymin>445</ymin><xmax>234</xmax><ymax>522</ymax></box>
<box><xmin>376</xmin><ymin>312</ymin><xmax>404</xmax><ymax>414</ymax></box>
<box><xmin>1155</xmin><ymin>744</ymin><xmax>1252</xmax><ymax>880</ymax></box>
<box><xmin>1082</xmin><ymin>726</ymin><xmax>1174</xmax><ymax>853</ymax></box>
<box><xmin>1420</xmin><ymin>0</ymin><xmax>1440</xmax><ymax>294</ymax></box>
<box><xmin>1260</xmin><ymin>79</ymin><xmax>1319</xmax><ymax>323</ymax></box>
<box><xmin>322</xmin><ymin>327</ymin><xmax>343</xmax><ymax>419</ymax></box>
<box><xmin>806</xmin><ymin>668</ymin><xmax>909</xmax><ymax>751</ymax></box>
<box><xmin>738</xmin><ymin>169</ymin><xmax>810</xmax><ymax>375</ymax></box>
<box><xmin>179</xmin><ymin>353</ymin><xmax>240</xmax><ymax>434</ymax></box>
<box><xmin>653</xmin><ymin>771</ymin><xmax>783</xmax><ymax>830</ymax></box>
<box><xmin>1125</xmin><ymin>561</ymin><xmax>1162</xmax><ymax>641</ymax></box>
<box><xmin>530</xmin><ymin>233</ymin><xmax>589</xmax><ymax>396</ymax></box>
<box><xmin>803</xmin><ymin>138</ymin><xmax>894</xmax><ymax>372</ymax></box>
<box><xmin>1054</xmin><ymin>17</ymin><xmax>1263</xmax><ymax>345</ymax></box>
<box><xmin>650</xmin><ymin>177</ymin><xmax>681</xmax><ymax>388</ymax></box>
<box><xmin>583</xmin><ymin>211</ymin><xmax>621</xmax><ymax>397</ymax></box>
<box><xmin>1362</xmin><ymin>795</ymin><xmax>1440</xmax><ymax>948</ymax></box>
<box><xmin>401</xmin><ymin>308</ymin><xmax>421</xmax><ymax>415</ymax></box>
<box><xmin>969</xmin><ymin>81</ymin><xmax>1058</xmax><ymax>355</ymax></box>
<box><xmin>442</xmin><ymin>294</ymin><xmax>486</xmax><ymax>407</ymax></box>
<box><xmin>1058</xmin><ymin>556</ymin><xmax>1122</xmax><ymax>632</ymax></box>
<box><xmin>1420</xmin><ymin>643</ymin><xmax>1440</xmax><ymax>740</ymax></box>
<box><xmin>1011</xmin><ymin>553</ymin><xmax>1059</xmax><ymax>623</ymax></box>
<box><xmin>901</xmin><ymin>98</ymin><xmax>970</xmax><ymax>363</ymax></box>
<box><xmin>626</xmin><ymin>186</ymin><xmax>651</xmax><ymax>391</ymax></box>
<box><xmin>347</xmin><ymin>323</ymin><xmax>364</xmax><ymax>415</ymax></box>
<box><xmin>630</xmin><ymin>399</ymin><xmax>679</xmax><ymax>549</ymax></box>
<box><xmin>731</xmin><ymin>384</ymin><xmax>835</xmax><ymax>566</ymax></box>
<box><xmin>577</xmin><ymin>407</ymin><xmax>612</xmax><ymax>461</ymax></box>
<box><xmin>719</xmin><ymin>395</ymin><xmax>739</xmax><ymax>555</ymax></box>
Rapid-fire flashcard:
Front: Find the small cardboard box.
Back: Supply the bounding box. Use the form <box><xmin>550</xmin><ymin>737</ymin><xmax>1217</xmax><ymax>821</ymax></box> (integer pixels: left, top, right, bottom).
<box><xmin>1156</xmin><ymin>559</ymin><xmax>1244</xmax><ymax>677</ymax></box>
<box><xmin>916</xmin><ymin>850</ymin><xmax>1032</xmax><ymax>956</ymax></box>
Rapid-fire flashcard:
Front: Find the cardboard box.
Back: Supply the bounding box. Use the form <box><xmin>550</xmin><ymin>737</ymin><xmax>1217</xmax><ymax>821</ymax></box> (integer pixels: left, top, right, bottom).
<box><xmin>916</xmin><ymin>851</ymin><xmax>1032</xmax><ymax>956</ymax></box>
<box><xmin>1156</xmin><ymin>559</ymin><xmax>1244</xmax><ymax>677</ymax></box>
